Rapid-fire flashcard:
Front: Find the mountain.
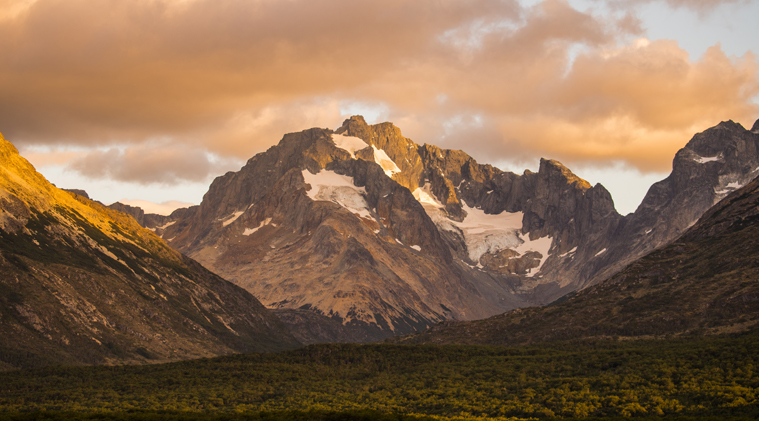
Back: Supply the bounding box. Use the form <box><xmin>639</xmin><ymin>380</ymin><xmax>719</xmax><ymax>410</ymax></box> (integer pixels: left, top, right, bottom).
<box><xmin>583</xmin><ymin>119</ymin><xmax>759</xmax><ymax>288</ymax></box>
<box><xmin>0</xmin><ymin>133</ymin><xmax>300</xmax><ymax>370</ymax></box>
<box><xmin>393</xmin><ymin>170</ymin><xmax>759</xmax><ymax>346</ymax></box>
<box><xmin>139</xmin><ymin>116</ymin><xmax>759</xmax><ymax>342</ymax></box>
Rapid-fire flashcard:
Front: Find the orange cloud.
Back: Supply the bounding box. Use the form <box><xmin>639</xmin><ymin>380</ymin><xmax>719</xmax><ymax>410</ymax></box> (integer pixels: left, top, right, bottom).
<box><xmin>609</xmin><ymin>0</ymin><xmax>747</xmax><ymax>14</ymax></box>
<box><xmin>0</xmin><ymin>0</ymin><xmax>756</xmax><ymax>184</ymax></box>
<box><xmin>67</xmin><ymin>142</ymin><xmax>240</xmax><ymax>185</ymax></box>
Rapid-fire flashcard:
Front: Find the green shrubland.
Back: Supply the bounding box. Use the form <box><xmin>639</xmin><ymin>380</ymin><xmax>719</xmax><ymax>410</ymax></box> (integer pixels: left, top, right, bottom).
<box><xmin>0</xmin><ymin>333</ymin><xmax>757</xmax><ymax>420</ymax></box>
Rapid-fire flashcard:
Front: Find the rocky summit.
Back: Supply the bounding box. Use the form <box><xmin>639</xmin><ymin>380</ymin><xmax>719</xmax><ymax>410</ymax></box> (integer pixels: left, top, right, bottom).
<box><xmin>137</xmin><ymin>116</ymin><xmax>759</xmax><ymax>342</ymax></box>
<box><xmin>0</xmin><ymin>133</ymin><xmax>300</xmax><ymax>369</ymax></box>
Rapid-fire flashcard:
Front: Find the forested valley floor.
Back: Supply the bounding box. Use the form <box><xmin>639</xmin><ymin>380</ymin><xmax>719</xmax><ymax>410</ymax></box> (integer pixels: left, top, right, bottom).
<box><xmin>1</xmin><ymin>333</ymin><xmax>757</xmax><ymax>420</ymax></box>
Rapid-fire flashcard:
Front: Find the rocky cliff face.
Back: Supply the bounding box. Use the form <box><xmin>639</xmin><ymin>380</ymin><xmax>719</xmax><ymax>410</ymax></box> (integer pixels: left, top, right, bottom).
<box><xmin>156</xmin><ymin>122</ymin><xmax>530</xmax><ymax>342</ymax></box>
<box><xmin>139</xmin><ymin>116</ymin><xmax>759</xmax><ymax>343</ymax></box>
<box><xmin>143</xmin><ymin>117</ymin><xmax>614</xmax><ymax>341</ymax></box>
<box><xmin>394</xmin><ymin>167</ymin><xmax>759</xmax><ymax>346</ymax></box>
<box><xmin>0</xmin><ymin>133</ymin><xmax>300</xmax><ymax>369</ymax></box>
<box><xmin>585</xmin><ymin>120</ymin><xmax>759</xmax><ymax>288</ymax></box>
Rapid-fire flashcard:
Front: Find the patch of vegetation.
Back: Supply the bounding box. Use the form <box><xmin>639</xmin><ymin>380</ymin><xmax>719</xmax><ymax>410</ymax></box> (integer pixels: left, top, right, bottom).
<box><xmin>0</xmin><ymin>334</ymin><xmax>757</xmax><ymax>419</ymax></box>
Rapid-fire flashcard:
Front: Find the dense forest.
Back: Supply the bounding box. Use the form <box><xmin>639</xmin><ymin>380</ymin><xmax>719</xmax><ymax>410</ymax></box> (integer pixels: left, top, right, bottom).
<box><xmin>1</xmin><ymin>332</ymin><xmax>758</xmax><ymax>420</ymax></box>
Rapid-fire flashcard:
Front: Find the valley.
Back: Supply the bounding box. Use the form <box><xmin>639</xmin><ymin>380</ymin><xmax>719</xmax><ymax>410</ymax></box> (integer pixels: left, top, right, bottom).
<box><xmin>1</xmin><ymin>117</ymin><xmax>759</xmax><ymax>419</ymax></box>
<box><xmin>0</xmin><ymin>333</ymin><xmax>757</xmax><ymax>419</ymax></box>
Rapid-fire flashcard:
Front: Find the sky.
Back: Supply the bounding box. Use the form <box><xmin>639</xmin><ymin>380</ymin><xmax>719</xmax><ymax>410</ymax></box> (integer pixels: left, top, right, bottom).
<box><xmin>1</xmin><ymin>0</ymin><xmax>757</xmax><ymax>215</ymax></box>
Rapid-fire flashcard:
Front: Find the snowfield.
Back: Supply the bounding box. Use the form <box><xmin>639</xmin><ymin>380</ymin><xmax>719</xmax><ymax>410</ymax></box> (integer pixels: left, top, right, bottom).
<box><xmin>413</xmin><ymin>184</ymin><xmax>553</xmax><ymax>273</ymax></box>
<box><xmin>331</xmin><ymin>133</ymin><xmax>401</xmax><ymax>178</ymax></box>
<box><xmin>372</xmin><ymin>146</ymin><xmax>401</xmax><ymax>177</ymax></box>
<box><xmin>331</xmin><ymin>133</ymin><xmax>369</xmax><ymax>158</ymax></box>
<box><xmin>243</xmin><ymin>217</ymin><xmax>272</xmax><ymax>236</ymax></box>
<box><xmin>693</xmin><ymin>154</ymin><xmax>721</xmax><ymax>164</ymax></box>
<box><xmin>302</xmin><ymin>169</ymin><xmax>371</xmax><ymax>218</ymax></box>
<box><xmin>222</xmin><ymin>211</ymin><xmax>244</xmax><ymax>227</ymax></box>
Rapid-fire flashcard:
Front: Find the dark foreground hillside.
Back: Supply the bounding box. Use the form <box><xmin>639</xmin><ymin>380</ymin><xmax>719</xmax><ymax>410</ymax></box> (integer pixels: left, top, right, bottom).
<box><xmin>0</xmin><ymin>334</ymin><xmax>757</xmax><ymax>420</ymax></box>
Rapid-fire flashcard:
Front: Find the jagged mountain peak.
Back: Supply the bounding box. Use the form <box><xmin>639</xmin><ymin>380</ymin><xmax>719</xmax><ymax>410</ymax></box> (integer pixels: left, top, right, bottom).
<box><xmin>396</xmin><ymin>169</ymin><xmax>759</xmax><ymax>346</ymax></box>
<box><xmin>684</xmin><ymin>119</ymin><xmax>756</xmax><ymax>158</ymax></box>
<box><xmin>582</xmin><ymin>117</ymin><xmax>759</xmax><ymax>289</ymax></box>
<box><xmin>752</xmin><ymin>118</ymin><xmax>759</xmax><ymax>133</ymax></box>
<box><xmin>134</xmin><ymin>117</ymin><xmax>759</xmax><ymax>342</ymax></box>
<box><xmin>149</xmin><ymin>116</ymin><xmax>630</xmax><ymax>341</ymax></box>
<box><xmin>537</xmin><ymin>158</ymin><xmax>593</xmax><ymax>190</ymax></box>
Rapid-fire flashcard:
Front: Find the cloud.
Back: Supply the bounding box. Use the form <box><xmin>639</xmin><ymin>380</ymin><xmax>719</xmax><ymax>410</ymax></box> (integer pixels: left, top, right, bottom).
<box><xmin>0</xmin><ymin>0</ymin><xmax>756</xmax><ymax>185</ymax></box>
<box><xmin>608</xmin><ymin>0</ymin><xmax>748</xmax><ymax>14</ymax></box>
<box><xmin>66</xmin><ymin>142</ymin><xmax>241</xmax><ymax>185</ymax></box>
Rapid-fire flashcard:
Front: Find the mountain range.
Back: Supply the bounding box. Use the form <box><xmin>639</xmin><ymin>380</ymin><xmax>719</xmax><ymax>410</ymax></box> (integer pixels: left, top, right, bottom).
<box><xmin>394</xmin><ymin>160</ymin><xmax>759</xmax><ymax>345</ymax></box>
<box><xmin>117</xmin><ymin>116</ymin><xmax>759</xmax><ymax>343</ymax></box>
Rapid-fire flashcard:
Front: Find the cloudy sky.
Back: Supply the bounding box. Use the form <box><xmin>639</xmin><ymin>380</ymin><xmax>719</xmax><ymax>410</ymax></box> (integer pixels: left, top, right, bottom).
<box><xmin>1</xmin><ymin>0</ymin><xmax>757</xmax><ymax>215</ymax></box>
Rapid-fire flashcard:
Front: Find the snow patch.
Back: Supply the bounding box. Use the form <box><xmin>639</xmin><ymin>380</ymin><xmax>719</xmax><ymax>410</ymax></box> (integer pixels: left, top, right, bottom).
<box><xmin>413</xmin><ymin>183</ymin><xmax>442</xmax><ymax>207</ymax></box>
<box><xmin>302</xmin><ymin>169</ymin><xmax>371</xmax><ymax>218</ymax></box>
<box><xmin>331</xmin><ymin>134</ymin><xmax>401</xmax><ymax>178</ymax></box>
<box><xmin>222</xmin><ymin>211</ymin><xmax>244</xmax><ymax>227</ymax></box>
<box><xmin>559</xmin><ymin>246</ymin><xmax>577</xmax><ymax>258</ymax></box>
<box><xmin>449</xmin><ymin>207</ymin><xmax>522</xmax><ymax>261</ymax></box>
<box><xmin>243</xmin><ymin>217</ymin><xmax>272</xmax><ymax>236</ymax></box>
<box><xmin>515</xmin><ymin>233</ymin><xmax>553</xmax><ymax>277</ymax></box>
<box><xmin>645</xmin><ymin>229</ymin><xmax>653</xmax><ymax>234</ymax></box>
<box><xmin>714</xmin><ymin>171</ymin><xmax>754</xmax><ymax>200</ymax></box>
<box><xmin>410</xmin><ymin>245</ymin><xmax>421</xmax><ymax>251</ymax></box>
<box><xmin>412</xmin><ymin>185</ymin><xmax>553</xmax><ymax>272</ymax></box>
<box><xmin>156</xmin><ymin>220</ymin><xmax>175</xmax><ymax>230</ymax></box>
<box><xmin>372</xmin><ymin>146</ymin><xmax>401</xmax><ymax>177</ymax></box>
<box><xmin>595</xmin><ymin>248</ymin><xmax>607</xmax><ymax>257</ymax></box>
<box><xmin>331</xmin><ymin>133</ymin><xmax>369</xmax><ymax>158</ymax></box>
<box><xmin>694</xmin><ymin>154</ymin><xmax>720</xmax><ymax>163</ymax></box>
<box><xmin>715</xmin><ymin>181</ymin><xmax>744</xmax><ymax>195</ymax></box>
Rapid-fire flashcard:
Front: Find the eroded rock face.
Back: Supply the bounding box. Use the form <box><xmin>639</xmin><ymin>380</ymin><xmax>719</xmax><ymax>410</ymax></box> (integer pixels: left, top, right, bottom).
<box><xmin>129</xmin><ymin>116</ymin><xmax>759</xmax><ymax>343</ymax></box>
<box><xmin>584</xmin><ymin>119</ymin><xmax>759</xmax><ymax>288</ymax></box>
<box><xmin>394</xmin><ymin>166</ymin><xmax>759</xmax><ymax>347</ymax></box>
<box><xmin>147</xmin><ymin>116</ymin><xmax>616</xmax><ymax>341</ymax></box>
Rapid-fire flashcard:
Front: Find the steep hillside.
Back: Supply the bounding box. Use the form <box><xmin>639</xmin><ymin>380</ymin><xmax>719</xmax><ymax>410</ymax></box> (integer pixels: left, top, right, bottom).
<box><xmin>0</xmin><ymin>133</ymin><xmax>300</xmax><ymax>369</ymax></box>
<box><xmin>394</xmin><ymin>172</ymin><xmax>759</xmax><ymax>346</ymax></box>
